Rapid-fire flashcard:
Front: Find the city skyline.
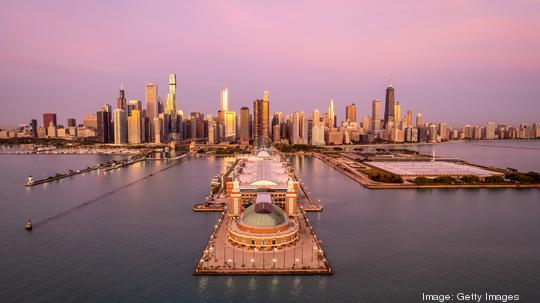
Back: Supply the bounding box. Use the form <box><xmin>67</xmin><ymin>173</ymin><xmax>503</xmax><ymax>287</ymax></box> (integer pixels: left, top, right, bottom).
<box><xmin>1</xmin><ymin>1</ymin><xmax>540</xmax><ymax>127</ymax></box>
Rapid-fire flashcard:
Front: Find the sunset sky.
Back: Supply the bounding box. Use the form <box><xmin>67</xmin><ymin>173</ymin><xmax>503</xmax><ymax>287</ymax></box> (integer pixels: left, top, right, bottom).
<box><xmin>1</xmin><ymin>0</ymin><xmax>539</xmax><ymax>127</ymax></box>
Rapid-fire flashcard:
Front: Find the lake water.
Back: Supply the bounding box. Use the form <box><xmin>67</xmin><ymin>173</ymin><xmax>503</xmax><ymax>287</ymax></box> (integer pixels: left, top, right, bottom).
<box><xmin>1</xmin><ymin>141</ymin><xmax>539</xmax><ymax>303</ymax></box>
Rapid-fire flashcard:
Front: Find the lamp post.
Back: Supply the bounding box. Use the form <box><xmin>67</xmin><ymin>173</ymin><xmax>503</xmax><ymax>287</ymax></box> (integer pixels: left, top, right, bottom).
<box><xmin>272</xmin><ymin>258</ymin><xmax>277</xmax><ymax>269</ymax></box>
<box><xmin>224</xmin><ymin>244</ymin><xmax>227</xmax><ymax>266</ymax></box>
<box><xmin>250</xmin><ymin>258</ymin><xmax>255</xmax><ymax>269</ymax></box>
<box><xmin>242</xmin><ymin>246</ymin><xmax>245</xmax><ymax>267</ymax></box>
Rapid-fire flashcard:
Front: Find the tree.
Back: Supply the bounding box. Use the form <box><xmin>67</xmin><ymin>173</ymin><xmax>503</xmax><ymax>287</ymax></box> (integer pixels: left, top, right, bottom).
<box><xmin>460</xmin><ymin>175</ymin><xmax>480</xmax><ymax>183</ymax></box>
<box><xmin>414</xmin><ymin>177</ymin><xmax>433</xmax><ymax>185</ymax></box>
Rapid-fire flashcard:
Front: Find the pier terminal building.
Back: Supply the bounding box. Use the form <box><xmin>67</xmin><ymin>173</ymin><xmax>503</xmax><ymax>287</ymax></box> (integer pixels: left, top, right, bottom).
<box><xmin>224</xmin><ymin>150</ymin><xmax>300</xmax><ymax>250</ymax></box>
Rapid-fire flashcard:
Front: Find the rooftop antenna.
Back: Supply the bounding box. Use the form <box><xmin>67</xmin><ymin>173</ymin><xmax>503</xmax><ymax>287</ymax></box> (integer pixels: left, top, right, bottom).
<box><xmin>120</xmin><ymin>82</ymin><xmax>124</xmax><ymax>90</ymax></box>
<box><xmin>388</xmin><ymin>74</ymin><xmax>393</xmax><ymax>88</ymax></box>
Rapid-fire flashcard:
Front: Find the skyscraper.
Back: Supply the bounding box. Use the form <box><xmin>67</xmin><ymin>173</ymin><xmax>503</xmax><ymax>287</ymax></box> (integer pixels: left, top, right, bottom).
<box><xmin>371</xmin><ymin>99</ymin><xmax>381</xmax><ymax>131</ymax></box>
<box><xmin>345</xmin><ymin>103</ymin><xmax>357</xmax><ymax>122</ymax></box>
<box><xmin>416</xmin><ymin>113</ymin><xmax>423</xmax><ymax>127</ymax></box>
<box><xmin>405</xmin><ymin>110</ymin><xmax>413</xmax><ymax>127</ymax></box>
<box><xmin>224</xmin><ymin>111</ymin><xmax>236</xmax><ymax>141</ymax></box>
<box><xmin>328</xmin><ymin>99</ymin><xmax>335</xmax><ymax>128</ymax></box>
<box><xmin>43</xmin><ymin>113</ymin><xmax>57</xmax><ymax>128</ymax></box>
<box><xmin>117</xmin><ymin>84</ymin><xmax>127</xmax><ymax>110</ymax></box>
<box><xmin>311</xmin><ymin>109</ymin><xmax>325</xmax><ymax>145</ymax></box>
<box><xmin>67</xmin><ymin>118</ymin><xmax>76</xmax><ymax>127</ymax></box>
<box><xmin>29</xmin><ymin>119</ymin><xmax>37</xmax><ymax>138</ymax></box>
<box><xmin>439</xmin><ymin>122</ymin><xmax>448</xmax><ymax>140</ymax></box>
<box><xmin>291</xmin><ymin>112</ymin><xmax>308</xmax><ymax>144</ymax></box>
<box><xmin>362</xmin><ymin>116</ymin><xmax>371</xmax><ymax>132</ymax></box>
<box><xmin>239</xmin><ymin>107</ymin><xmax>250</xmax><ymax>145</ymax></box>
<box><xmin>96</xmin><ymin>110</ymin><xmax>111</xmax><ymax>143</ymax></box>
<box><xmin>113</xmin><ymin>108</ymin><xmax>128</xmax><ymax>144</ymax></box>
<box><xmin>146</xmin><ymin>83</ymin><xmax>158</xmax><ymax>122</ymax></box>
<box><xmin>384</xmin><ymin>85</ymin><xmax>395</xmax><ymax>128</ymax></box>
<box><xmin>253</xmin><ymin>91</ymin><xmax>270</xmax><ymax>145</ymax></box>
<box><xmin>394</xmin><ymin>102</ymin><xmax>401</xmax><ymax>125</ymax></box>
<box><xmin>153</xmin><ymin>116</ymin><xmax>162</xmax><ymax>144</ymax></box>
<box><xmin>165</xmin><ymin>74</ymin><xmax>177</xmax><ymax>114</ymax></box>
<box><xmin>128</xmin><ymin>109</ymin><xmax>142</xmax><ymax>144</ymax></box>
<box><xmin>221</xmin><ymin>88</ymin><xmax>229</xmax><ymax>111</ymax></box>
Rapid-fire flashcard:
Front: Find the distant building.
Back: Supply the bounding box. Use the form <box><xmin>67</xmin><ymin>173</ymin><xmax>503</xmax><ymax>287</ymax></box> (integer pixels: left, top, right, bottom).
<box><xmin>43</xmin><ymin>113</ymin><xmax>57</xmax><ymax>136</ymax></box>
<box><xmin>96</xmin><ymin>110</ymin><xmax>111</xmax><ymax>143</ymax></box>
<box><xmin>439</xmin><ymin>122</ymin><xmax>448</xmax><ymax>141</ymax></box>
<box><xmin>146</xmin><ymin>83</ymin><xmax>158</xmax><ymax>139</ymax></box>
<box><xmin>29</xmin><ymin>119</ymin><xmax>37</xmax><ymax>138</ymax></box>
<box><xmin>485</xmin><ymin>122</ymin><xmax>496</xmax><ymax>140</ymax></box>
<box><xmin>394</xmin><ymin>102</ymin><xmax>401</xmax><ymax>125</ymax></box>
<box><xmin>371</xmin><ymin>100</ymin><xmax>382</xmax><ymax>131</ymax></box>
<box><xmin>128</xmin><ymin>109</ymin><xmax>142</xmax><ymax>144</ymax></box>
<box><xmin>327</xmin><ymin>130</ymin><xmax>344</xmax><ymax>145</ymax></box>
<box><xmin>113</xmin><ymin>108</ymin><xmax>127</xmax><ymax>144</ymax></box>
<box><xmin>165</xmin><ymin>74</ymin><xmax>177</xmax><ymax>114</ymax></box>
<box><xmin>362</xmin><ymin>116</ymin><xmax>371</xmax><ymax>132</ymax></box>
<box><xmin>383</xmin><ymin>85</ymin><xmax>395</xmax><ymax>128</ymax></box>
<box><xmin>416</xmin><ymin>113</ymin><xmax>423</xmax><ymax>128</ymax></box>
<box><xmin>117</xmin><ymin>85</ymin><xmax>127</xmax><ymax>110</ymax></box>
<box><xmin>345</xmin><ymin>103</ymin><xmax>357</xmax><ymax>122</ymax></box>
<box><xmin>291</xmin><ymin>112</ymin><xmax>308</xmax><ymax>144</ymax></box>
<box><xmin>67</xmin><ymin>118</ymin><xmax>76</xmax><ymax>128</ymax></box>
<box><xmin>239</xmin><ymin>107</ymin><xmax>250</xmax><ymax>145</ymax></box>
<box><xmin>83</xmin><ymin>114</ymin><xmax>97</xmax><ymax>129</ymax></box>
<box><xmin>153</xmin><ymin>116</ymin><xmax>162</xmax><ymax>144</ymax></box>
<box><xmin>328</xmin><ymin>99</ymin><xmax>335</xmax><ymax>128</ymax></box>
<box><xmin>253</xmin><ymin>92</ymin><xmax>270</xmax><ymax>145</ymax></box>
<box><xmin>428</xmin><ymin>123</ymin><xmax>437</xmax><ymax>142</ymax></box>
<box><xmin>311</xmin><ymin>109</ymin><xmax>325</xmax><ymax>146</ymax></box>
<box><xmin>405</xmin><ymin>111</ymin><xmax>413</xmax><ymax>127</ymax></box>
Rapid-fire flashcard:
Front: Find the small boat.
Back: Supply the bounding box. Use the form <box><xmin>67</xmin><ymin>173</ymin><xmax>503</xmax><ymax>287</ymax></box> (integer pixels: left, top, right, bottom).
<box><xmin>25</xmin><ymin>220</ymin><xmax>33</xmax><ymax>231</ymax></box>
<box><xmin>26</xmin><ymin>176</ymin><xmax>34</xmax><ymax>186</ymax></box>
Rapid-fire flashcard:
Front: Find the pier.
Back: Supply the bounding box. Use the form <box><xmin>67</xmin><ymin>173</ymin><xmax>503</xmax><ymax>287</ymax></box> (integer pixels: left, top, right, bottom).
<box><xmin>193</xmin><ymin>149</ymin><xmax>331</xmax><ymax>275</ymax></box>
<box><xmin>24</xmin><ymin>152</ymin><xmax>162</xmax><ymax>187</ymax></box>
<box><xmin>194</xmin><ymin>209</ymin><xmax>332</xmax><ymax>275</ymax></box>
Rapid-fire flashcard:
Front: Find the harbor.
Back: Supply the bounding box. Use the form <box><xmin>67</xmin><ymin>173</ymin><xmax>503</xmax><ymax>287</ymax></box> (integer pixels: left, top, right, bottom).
<box><xmin>193</xmin><ymin>149</ymin><xmax>331</xmax><ymax>275</ymax></box>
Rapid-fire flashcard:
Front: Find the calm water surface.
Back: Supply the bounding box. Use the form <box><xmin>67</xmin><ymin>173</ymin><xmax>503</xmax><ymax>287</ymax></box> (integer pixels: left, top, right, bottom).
<box><xmin>0</xmin><ymin>142</ymin><xmax>539</xmax><ymax>303</ymax></box>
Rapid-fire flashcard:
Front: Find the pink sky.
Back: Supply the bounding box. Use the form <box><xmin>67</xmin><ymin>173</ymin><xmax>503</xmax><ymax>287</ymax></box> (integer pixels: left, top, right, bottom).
<box><xmin>1</xmin><ymin>0</ymin><xmax>539</xmax><ymax>127</ymax></box>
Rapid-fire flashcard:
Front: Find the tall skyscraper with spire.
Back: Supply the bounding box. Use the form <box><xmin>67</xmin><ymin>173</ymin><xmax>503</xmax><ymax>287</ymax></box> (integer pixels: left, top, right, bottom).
<box><xmin>384</xmin><ymin>84</ymin><xmax>395</xmax><ymax>128</ymax></box>
<box><xmin>328</xmin><ymin>98</ymin><xmax>335</xmax><ymax>128</ymax></box>
<box><xmin>165</xmin><ymin>74</ymin><xmax>177</xmax><ymax>114</ymax></box>
<box><xmin>117</xmin><ymin>83</ymin><xmax>127</xmax><ymax>110</ymax></box>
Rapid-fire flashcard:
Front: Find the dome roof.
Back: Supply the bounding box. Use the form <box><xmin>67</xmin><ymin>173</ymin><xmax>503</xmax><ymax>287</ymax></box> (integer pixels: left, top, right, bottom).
<box><xmin>240</xmin><ymin>203</ymin><xmax>287</xmax><ymax>228</ymax></box>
